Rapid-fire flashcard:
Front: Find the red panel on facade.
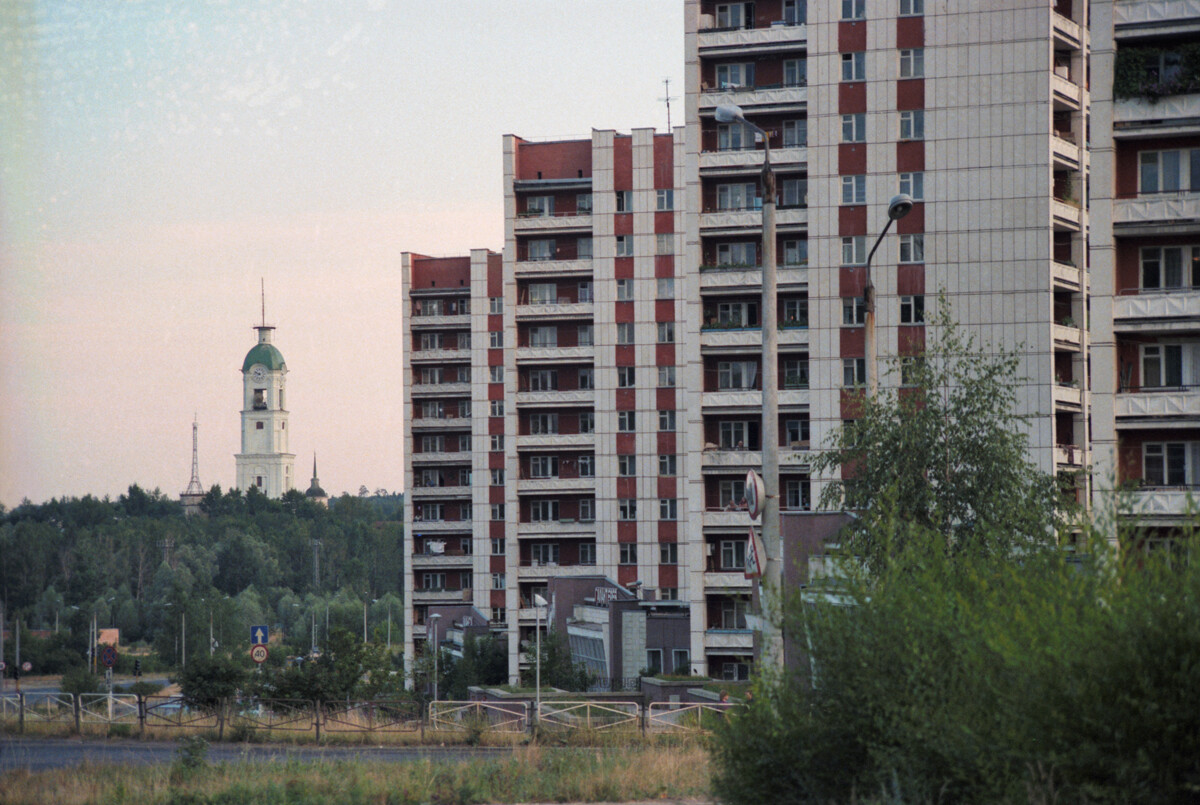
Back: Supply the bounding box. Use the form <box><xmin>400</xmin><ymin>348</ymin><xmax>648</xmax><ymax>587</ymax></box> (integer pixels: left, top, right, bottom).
<box><xmin>657</xmin><ymin>477</ymin><xmax>677</xmax><ymax>498</ymax></box>
<box><xmin>658</xmin><ymin>565</ymin><xmax>678</xmax><ymax>588</ymax></box>
<box><xmin>839</xmin><ymin>20</ymin><xmax>867</xmax><ymax>51</ymax></box>
<box><xmin>616</xmin><ymin>434</ymin><xmax>635</xmax><ymax>454</ymax></box>
<box><xmin>839</xmin><ymin>82</ymin><xmax>867</xmax><ymax>113</ymax></box>
<box><xmin>617</xmin><ymin>477</ymin><xmax>637</xmax><ymax>498</ymax></box>
<box><xmin>897</xmin><ymin>203</ymin><xmax>925</xmax><ymax>234</ymax></box>
<box><xmin>490</xmin><ymin>555</ymin><xmax>505</xmax><ymax>573</ymax></box>
<box><xmin>840</xmin><ymin>326</ymin><xmax>866</xmax><ymax>357</ymax></box>
<box><xmin>658</xmin><ymin>433</ymin><xmax>676</xmax><ymax>454</ymax></box>
<box><xmin>490</xmin><ymin>591</ymin><xmax>505</xmax><ymax>608</ymax></box>
<box><xmin>896</xmin><ymin>15</ymin><xmax>924</xmax><ymax>48</ymax></box>
<box><xmin>617</xmin><ymin>565</ymin><xmax>638</xmax><ymax>585</ymax></box>
<box><xmin>655</xmin><ymin>211</ymin><xmax>675</xmax><ymax>233</ymax></box>
<box><xmin>615</xmin><ymin>388</ymin><xmax>636</xmax><ymax>409</ymax></box>
<box><xmin>654</xmin><ymin>301</ymin><xmax>674</xmax><ymax>323</ymax></box>
<box><xmin>489</xmin><ymin>451</ymin><xmax>504</xmax><ymax>470</ymax></box>
<box><xmin>896</xmin><ymin>79</ymin><xmax>925</xmax><ymax>111</ymax></box>
<box><xmin>614</xmin><ymin>303</ymin><xmax>636</xmax><ymax>324</ymax></box>
<box><xmin>411</xmin><ymin>256</ymin><xmax>470</xmax><ymax>290</ymax></box>
<box><xmin>654</xmin><ymin>134</ymin><xmax>675</xmax><ymax>187</ymax></box>
<box><xmin>897</xmin><ymin>264</ymin><xmax>925</xmax><ymax>295</ymax></box>
<box><xmin>615</xmin><ymin>345</ymin><xmax>636</xmax><ymax>365</ymax></box>
<box><xmin>839</xmin><ymin>205</ymin><xmax>867</xmax><ymax>236</ymax></box>
<box><xmin>488</xmin><ymin>350</ymin><xmax>503</xmax><ymax>366</ymax></box>
<box><xmin>1116</xmin><ymin>239</ymin><xmax>1141</xmax><ymax>293</ymax></box>
<box><xmin>617</xmin><ymin>522</ymin><xmax>638</xmax><ymax>542</ymax></box>
<box><xmin>898</xmin><ymin>326</ymin><xmax>926</xmax><ymax>355</ymax></box>
<box><xmin>514</xmin><ymin>138</ymin><xmax>592</xmax><ymax>181</ymax></box>
<box><xmin>614</xmin><ymin>258</ymin><xmax>635</xmax><ymax>278</ymax></box>
<box><xmin>615</xmin><ymin>214</ymin><xmax>634</xmax><ymax>235</ymax></box>
<box><xmin>655</xmin><ymin>255</ymin><xmax>676</xmax><ymax>277</ymax></box>
<box><xmin>490</xmin><ymin>521</ymin><xmax>505</xmax><ymax>539</ymax></box>
<box><xmin>656</xmin><ymin>343</ymin><xmax>676</xmax><ymax>365</ymax></box>
<box><xmin>840</xmin><ymin>389</ymin><xmax>865</xmax><ymax>419</ymax></box>
<box><xmin>839</xmin><ymin>143</ymin><xmax>867</xmax><ymax>174</ymax></box>
<box><xmin>656</xmin><ymin>389</ymin><xmax>676</xmax><ymax>414</ymax></box>
<box><xmin>488</xmin><ymin>314</ymin><xmax>503</xmax><ymax>330</ymax></box>
<box><xmin>896</xmin><ymin>141</ymin><xmax>925</xmax><ymax>172</ymax></box>
<box><xmin>488</xmin><ymin>384</ymin><xmax>503</xmax><ymax>401</ymax></box>
<box><xmin>489</xmin><ymin>486</ymin><xmax>504</xmax><ymax>504</ymax></box>
<box><xmin>840</xmin><ymin>266</ymin><xmax>867</xmax><ymax>296</ymax></box>
<box><xmin>614</xmin><ymin>135</ymin><xmax>634</xmax><ymax>188</ymax></box>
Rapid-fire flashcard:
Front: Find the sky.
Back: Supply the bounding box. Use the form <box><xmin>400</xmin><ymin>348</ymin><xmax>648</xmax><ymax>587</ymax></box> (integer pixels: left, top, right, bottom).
<box><xmin>0</xmin><ymin>0</ymin><xmax>684</xmax><ymax>507</ymax></box>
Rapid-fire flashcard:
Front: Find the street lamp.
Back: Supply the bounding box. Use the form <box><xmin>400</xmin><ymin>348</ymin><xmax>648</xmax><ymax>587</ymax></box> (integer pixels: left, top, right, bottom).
<box><xmin>428</xmin><ymin>613</ymin><xmax>441</xmax><ymax>703</ymax></box>
<box><xmin>533</xmin><ymin>593</ymin><xmax>548</xmax><ymax>717</ymax></box>
<box><xmin>864</xmin><ymin>194</ymin><xmax>915</xmax><ymax>395</ymax></box>
<box><xmin>716</xmin><ymin>103</ymin><xmax>783</xmax><ymax>669</ymax></box>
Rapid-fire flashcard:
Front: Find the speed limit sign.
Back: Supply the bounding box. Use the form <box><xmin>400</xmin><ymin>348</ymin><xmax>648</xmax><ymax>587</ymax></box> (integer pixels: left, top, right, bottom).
<box><xmin>250</xmin><ymin>644</ymin><xmax>269</xmax><ymax>664</ymax></box>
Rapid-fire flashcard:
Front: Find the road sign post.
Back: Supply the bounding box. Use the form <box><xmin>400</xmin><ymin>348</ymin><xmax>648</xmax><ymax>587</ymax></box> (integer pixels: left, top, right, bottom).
<box><xmin>100</xmin><ymin>646</ymin><xmax>118</xmax><ymax>669</ymax></box>
<box><xmin>250</xmin><ymin>626</ymin><xmax>269</xmax><ymax>646</ymax></box>
<box><xmin>250</xmin><ymin>645</ymin><xmax>269</xmax><ymax>664</ymax></box>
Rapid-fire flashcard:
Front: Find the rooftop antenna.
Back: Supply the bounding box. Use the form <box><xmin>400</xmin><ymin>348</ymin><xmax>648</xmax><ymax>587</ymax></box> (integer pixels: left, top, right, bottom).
<box><xmin>659</xmin><ymin>78</ymin><xmax>677</xmax><ymax>132</ymax></box>
<box><xmin>184</xmin><ymin>414</ymin><xmax>203</xmax><ymax>496</ymax></box>
<box><xmin>261</xmin><ymin>278</ymin><xmax>266</xmax><ymax>327</ymax></box>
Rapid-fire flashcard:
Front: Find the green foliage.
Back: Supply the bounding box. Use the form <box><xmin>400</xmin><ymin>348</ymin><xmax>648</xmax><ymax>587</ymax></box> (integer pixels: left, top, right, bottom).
<box><xmin>177</xmin><ymin>654</ymin><xmax>249</xmax><ymax>707</ymax></box>
<box><xmin>247</xmin><ymin>628</ymin><xmax>403</xmax><ymax>702</ymax></box>
<box><xmin>810</xmin><ymin>295</ymin><xmax>1064</xmax><ymax>571</ymax></box>
<box><xmin>1114</xmin><ymin>44</ymin><xmax>1200</xmax><ymax>100</ymax></box>
<box><xmin>442</xmin><ymin>634</ymin><xmax>508</xmax><ymax>699</ymax></box>
<box><xmin>520</xmin><ymin>629</ymin><xmax>590</xmax><ymax>692</ymax></box>
<box><xmin>172</xmin><ymin>735</ymin><xmax>209</xmax><ymax>775</ymax></box>
<box><xmin>59</xmin><ymin>666</ymin><xmax>102</xmax><ymax>696</ymax></box>
<box><xmin>712</xmin><ymin>525</ymin><xmax>1200</xmax><ymax>803</ymax></box>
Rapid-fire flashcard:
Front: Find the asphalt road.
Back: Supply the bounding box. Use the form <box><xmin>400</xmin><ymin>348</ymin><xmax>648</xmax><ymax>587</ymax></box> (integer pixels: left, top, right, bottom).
<box><xmin>0</xmin><ymin>737</ymin><xmax>514</xmax><ymax>773</ymax></box>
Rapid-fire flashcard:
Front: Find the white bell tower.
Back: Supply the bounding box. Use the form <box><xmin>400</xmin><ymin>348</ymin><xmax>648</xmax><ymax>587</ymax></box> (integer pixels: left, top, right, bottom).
<box><xmin>235</xmin><ymin>315</ymin><xmax>295</xmax><ymax>498</ymax></box>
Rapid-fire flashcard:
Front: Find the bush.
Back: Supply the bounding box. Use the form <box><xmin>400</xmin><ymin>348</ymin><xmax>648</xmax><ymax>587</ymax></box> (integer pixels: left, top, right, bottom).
<box><xmin>59</xmin><ymin>667</ymin><xmax>102</xmax><ymax>696</ymax></box>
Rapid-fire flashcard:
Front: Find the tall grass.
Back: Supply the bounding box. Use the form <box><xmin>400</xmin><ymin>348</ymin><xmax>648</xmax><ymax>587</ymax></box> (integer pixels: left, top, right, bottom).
<box><xmin>0</xmin><ymin>744</ymin><xmax>711</xmax><ymax>805</ymax></box>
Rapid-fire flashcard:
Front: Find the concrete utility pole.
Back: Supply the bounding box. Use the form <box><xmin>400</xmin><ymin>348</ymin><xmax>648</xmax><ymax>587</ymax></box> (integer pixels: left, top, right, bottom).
<box><xmin>1</xmin><ymin>602</ymin><xmax>6</xmax><ymax>694</ymax></box>
<box><xmin>864</xmin><ymin>194</ymin><xmax>915</xmax><ymax>394</ymax></box>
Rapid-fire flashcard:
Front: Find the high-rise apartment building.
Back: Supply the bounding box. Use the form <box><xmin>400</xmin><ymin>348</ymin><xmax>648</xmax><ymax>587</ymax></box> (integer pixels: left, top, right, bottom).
<box><xmin>403</xmin><ymin>0</ymin><xmax>1200</xmax><ymax>683</ymax></box>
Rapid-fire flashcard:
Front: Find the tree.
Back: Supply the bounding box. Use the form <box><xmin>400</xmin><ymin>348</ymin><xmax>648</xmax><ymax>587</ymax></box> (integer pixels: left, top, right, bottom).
<box><xmin>521</xmin><ymin>629</ymin><xmax>590</xmax><ymax>691</ymax></box>
<box><xmin>177</xmin><ymin>654</ymin><xmax>248</xmax><ymax>707</ymax></box>
<box><xmin>809</xmin><ymin>296</ymin><xmax>1065</xmax><ymax>570</ymax></box>
<box><xmin>443</xmin><ymin>634</ymin><xmax>507</xmax><ymax>699</ymax></box>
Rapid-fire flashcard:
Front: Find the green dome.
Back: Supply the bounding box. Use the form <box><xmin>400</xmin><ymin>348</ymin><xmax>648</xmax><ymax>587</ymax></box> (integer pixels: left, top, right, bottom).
<box><xmin>242</xmin><ymin>343</ymin><xmax>286</xmax><ymax>372</ymax></box>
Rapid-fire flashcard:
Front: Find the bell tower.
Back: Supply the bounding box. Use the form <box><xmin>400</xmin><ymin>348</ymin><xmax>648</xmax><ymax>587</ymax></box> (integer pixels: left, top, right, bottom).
<box><xmin>235</xmin><ymin>296</ymin><xmax>295</xmax><ymax>498</ymax></box>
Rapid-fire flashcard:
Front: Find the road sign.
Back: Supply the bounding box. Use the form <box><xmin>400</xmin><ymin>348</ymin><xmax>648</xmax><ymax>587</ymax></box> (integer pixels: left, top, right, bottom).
<box><xmin>21</xmin><ymin>661</ymin><xmax>31</xmax><ymax>673</ymax></box>
<box><xmin>745</xmin><ymin>526</ymin><xmax>767</xmax><ymax>580</ymax></box>
<box><xmin>100</xmin><ymin>646</ymin><xmax>118</xmax><ymax>669</ymax></box>
<box><xmin>250</xmin><ymin>625</ymin><xmax>269</xmax><ymax>646</ymax></box>
<box><xmin>250</xmin><ymin>644</ymin><xmax>269</xmax><ymax>664</ymax></box>
<box><xmin>745</xmin><ymin>470</ymin><xmax>766</xmax><ymax>519</ymax></box>
<box><xmin>0</xmin><ymin>660</ymin><xmax>6</xmax><ymax>671</ymax></box>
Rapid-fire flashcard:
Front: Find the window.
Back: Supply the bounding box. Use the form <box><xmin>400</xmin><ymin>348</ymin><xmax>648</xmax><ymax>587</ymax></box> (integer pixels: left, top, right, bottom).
<box><xmin>659</xmin><ymin>454</ymin><xmax>677</xmax><ymax>476</ymax></box>
<box><xmin>786</xmin><ymin>479</ymin><xmax>812</xmax><ymax>510</ymax></box>
<box><xmin>420</xmin><ymin>332</ymin><xmax>443</xmax><ymax>350</ymax></box>
<box><xmin>900</xmin><ymin>294</ymin><xmax>925</xmax><ymax>323</ymax></box>
<box><xmin>530</xmin><ymin>456</ymin><xmax>559</xmax><ymax>478</ymax></box>
<box><xmin>783</xmin><ymin>357</ymin><xmax>809</xmax><ymax>389</ymax></box>
<box><xmin>528</xmin><ymin>283</ymin><xmax>556</xmax><ymax>305</ymax></box>
<box><xmin>901</xmin><ymin>355</ymin><xmax>925</xmax><ymax>386</ymax></box>
<box><xmin>458</xmin><ymin>400</ymin><xmax>471</xmax><ymax>418</ymax></box>
<box><xmin>530</xmin><ymin>413</ymin><xmax>559</xmax><ymax>434</ymax></box>
<box><xmin>492</xmin><ymin>607</ymin><xmax>506</xmax><ymax>625</ymax></box>
<box><xmin>716</xmin><ymin>62</ymin><xmax>755</xmax><ymax>89</ymax></box>
<box><xmin>899</xmin><ymin>171</ymin><xmax>924</xmax><ymax>201</ymax></box>
<box><xmin>717</xmin><ymin>242</ymin><xmax>756</xmax><ymax>266</ymax></box>
<box><xmin>491</xmin><ymin>537</ymin><xmax>505</xmax><ymax>555</ymax></box>
<box><xmin>1139</xmin><ymin>149</ymin><xmax>1200</xmax><ymax>193</ymax></box>
<box><xmin>660</xmin><ymin>542</ymin><xmax>678</xmax><ymax>564</ymax></box>
<box><xmin>617</xmin><ymin>322</ymin><xmax>635</xmax><ymax>344</ymax></box>
<box><xmin>719</xmin><ymin>360</ymin><xmax>759</xmax><ymax>390</ymax></box>
<box><xmin>1144</xmin><ymin>442</ymin><xmax>1197</xmax><ymax>486</ymax></box>
<box><xmin>781</xmin><ymin>177</ymin><xmax>807</xmax><ymax>208</ymax></box>
<box><xmin>422</xmin><ymin>572</ymin><xmax>446</xmax><ymax>591</ymax></box>
<box><xmin>842</xmin><ymin>0</ymin><xmax>865</xmax><ymax>19</ymax></box>
<box><xmin>842</xmin><ymin>113</ymin><xmax>866</xmax><ymax>143</ymax></box>
<box><xmin>672</xmin><ymin>648</ymin><xmax>690</xmax><ymax>671</ymax></box>
<box><xmin>842</xmin><ymin>236</ymin><xmax>866</xmax><ymax>265</ymax></box>
<box><xmin>618</xmin><ymin>411</ymin><xmax>636</xmax><ymax>432</ymax></box>
<box><xmin>528</xmin><ymin>239</ymin><xmax>555</xmax><ymax>261</ymax></box>
<box><xmin>657</xmin><ymin>277</ymin><xmax>675</xmax><ymax>299</ymax></box>
<box><xmin>715</xmin><ymin>300</ymin><xmax>758</xmax><ymax>327</ymax></box>
<box><xmin>490</xmin><ymin>365</ymin><xmax>504</xmax><ymax>383</ymax></box>
<box><xmin>843</xmin><ymin>296</ymin><xmax>867</xmax><ymax>325</ymax></box>
<box><xmin>422</xmin><ymin>401</ymin><xmax>444</xmax><ymax>419</ymax></box>
<box><xmin>578</xmin><ymin>366</ymin><xmax>595</xmax><ymax>389</ymax></box>
<box><xmin>656</xmin><ymin>233</ymin><xmax>673</xmax><ymax>255</ymax></box>
<box><xmin>529</xmin><ymin>326</ymin><xmax>557</xmax><ymax>348</ymax></box>
<box><xmin>717</xmin><ymin>122</ymin><xmax>754</xmax><ymax>151</ymax></box>
<box><xmin>615</xmin><ymin>190</ymin><xmax>632</xmax><ymax>212</ymax></box>
<box><xmin>782</xmin><ymin>119</ymin><xmax>807</xmax><ymax>148</ymax></box>
<box><xmin>1142</xmin><ymin>246</ymin><xmax>1200</xmax><ymax>290</ymax></box>
<box><xmin>577</xmin><ymin>237</ymin><xmax>593</xmax><ymax>259</ymax></box>
<box><xmin>255</xmin><ymin>421</ymin><xmax>264</xmax><ymax>430</ymax></box>
<box><xmin>488</xmin><ymin>400</ymin><xmax>503</xmax><ymax>417</ymax></box>
<box><xmin>783</xmin><ymin>58</ymin><xmax>807</xmax><ymax>87</ymax></box>
<box><xmin>719</xmin><ymin>479</ymin><xmax>746</xmax><ymax>508</ymax></box>
<box><xmin>644</xmin><ymin>649</ymin><xmax>662</xmax><ymax>676</ymax></box>
<box><xmin>783</xmin><ymin>239</ymin><xmax>808</xmax><ymax>266</ymax></box>
<box><xmin>492</xmin><ymin>572</ymin><xmax>506</xmax><ymax>590</ymax></box>
<box><xmin>900</xmin><ymin>110</ymin><xmax>925</xmax><ymax>140</ymax></box>
<box><xmin>842</xmin><ymin>174</ymin><xmax>866</xmax><ymax>204</ymax></box>
<box><xmin>421</xmin><ymin>435</ymin><xmax>445</xmax><ymax>453</ymax></box>
<box><xmin>842</xmin><ymin>51</ymin><xmax>865</xmax><ymax>81</ymax></box>
<box><xmin>420</xmin><ymin>366</ymin><xmax>442</xmax><ymax>384</ymax></box>
<box><xmin>1141</xmin><ymin>344</ymin><xmax>1193</xmax><ymax>388</ymax></box>
<box><xmin>530</xmin><ymin>369</ymin><xmax>556</xmax><ymax>391</ymax></box>
<box><xmin>491</xmin><ymin>434</ymin><xmax>505</xmax><ymax>451</ymax></box>
<box><xmin>489</xmin><ymin>296</ymin><xmax>503</xmax><ymax>314</ymax></box>
<box><xmin>525</xmin><ymin>195</ymin><xmax>553</xmax><ymax>217</ymax></box>
<box><xmin>616</xmin><ymin>279</ymin><xmax>634</xmax><ymax>301</ymax></box>
<box><xmin>716</xmin><ymin>2</ymin><xmax>750</xmax><ymax>28</ymax></box>
<box><xmin>577</xmin><ymin>193</ymin><xmax>593</xmax><ymax>213</ymax></box>
<box><xmin>900</xmin><ymin>0</ymin><xmax>923</xmax><ymax>15</ymax></box>
<box><xmin>530</xmin><ymin>499</ymin><xmax>560</xmax><ymax>522</ymax></box>
<box><xmin>844</xmin><ymin>357</ymin><xmax>867</xmax><ymax>386</ymax></box>
<box><xmin>783</xmin><ymin>298</ymin><xmax>808</xmax><ymax>327</ymax></box>
<box><xmin>457</xmin><ymin>333</ymin><xmax>471</xmax><ymax>350</ymax></box>
<box><xmin>616</xmin><ymin>235</ymin><xmax>633</xmax><ymax>257</ymax></box>
<box><xmin>660</xmin><ymin>499</ymin><xmax>678</xmax><ymax>520</ymax></box>
<box><xmin>899</xmin><ymin>234</ymin><xmax>924</xmax><ymax>263</ymax></box>
<box><xmin>657</xmin><ymin>189</ymin><xmax>674</xmax><ymax>210</ymax></box>
<box><xmin>490</xmin><ymin>469</ymin><xmax>505</xmax><ymax>485</ymax></box>
<box><xmin>619</xmin><ymin>542</ymin><xmax>638</xmax><ymax>562</ymax></box>
<box><xmin>580</xmin><ymin>411</ymin><xmax>595</xmax><ymax>433</ymax></box>
<box><xmin>578</xmin><ymin>324</ymin><xmax>594</xmax><ymax>347</ymax></box>
<box><xmin>659</xmin><ymin>366</ymin><xmax>677</xmax><ymax>387</ymax></box>
<box><xmin>618</xmin><ymin>366</ymin><xmax>636</xmax><ymax>387</ymax></box>
<box><xmin>459</xmin><ymin>434</ymin><xmax>472</xmax><ymax>451</ymax></box>
<box><xmin>619</xmin><ymin>455</ymin><xmax>637</xmax><ymax>476</ymax></box>
<box><xmin>900</xmin><ymin>48</ymin><xmax>924</xmax><ymax>78</ymax></box>
<box><xmin>717</xmin><ymin>182</ymin><xmax>758</xmax><ymax>211</ymax></box>
<box><xmin>579</xmin><ymin>498</ymin><xmax>595</xmax><ymax>521</ymax></box>
<box><xmin>578</xmin><ymin>541</ymin><xmax>596</xmax><ymax>565</ymax></box>
<box><xmin>785</xmin><ymin>416</ymin><xmax>810</xmax><ymax>446</ymax></box>
<box><xmin>659</xmin><ymin>410</ymin><xmax>676</xmax><ymax>431</ymax></box>
<box><xmin>721</xmin><ymin>540</ymin><xmax>747</xmax><ymax>570</ymax></box>
<box><xmin>619</xmin><ymin>499</ymin><xmax>638</xmax><ymax>521</ymax></box>
<box><xmin>490</xmin><ymin>331</ymin><xmax>503</xmax><ymax>348</ymax></box>
<box><xmin>720</xmin><ymin>420</ymin><xmax>755</xmax><ymax>449</ymax></box>
<box><xmin>579</xmin><ymin>455</ymin><xmax>595</xmax><ymax>477</ymax></box>
<box><xmin>531</xmin><ymin>543</ymin><xmax>560</xmax><ymax>565</ymax></box>
<box><xmin>723</xmin><ymin>661</ymin><xmax>751</xmax><ymax>681</ymax></box>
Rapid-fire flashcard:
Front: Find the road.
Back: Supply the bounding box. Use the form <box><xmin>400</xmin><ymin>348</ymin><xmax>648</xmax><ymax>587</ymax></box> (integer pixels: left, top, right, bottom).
<box><xmin>1</xmin><ymin>677</ymin><xmax>172</xmax><ymax>696</ymax></box>
<box><xmin>0</xmin><ymin>736</ymin><xmax>514</xmax><ymax>772</ymax></box>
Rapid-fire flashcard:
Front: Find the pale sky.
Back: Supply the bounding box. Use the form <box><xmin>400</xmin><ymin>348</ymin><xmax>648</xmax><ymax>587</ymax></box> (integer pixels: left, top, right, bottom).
<box><xmin>0</xmin><ymin>0</ymin><xmax>684</xmax><ymax>507</ymax></box>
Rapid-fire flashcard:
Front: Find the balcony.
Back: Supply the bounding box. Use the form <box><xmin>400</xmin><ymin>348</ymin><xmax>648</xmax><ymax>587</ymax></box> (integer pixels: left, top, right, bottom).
<box><xmin>1115</xmin><ymin>389</ymin><xmax>1200</xmax><ymax>423</ymax></box>
<box><xmin>1114</xmin><ymin>94</ymin><xmax>1200</xmax><ymax>135</ymax></box>
<box><xmin>703</xmin><ymin>510</ymin><xmax>751</xmax><ymax>528</ymax></box>
<box><xmin>516</xmin><ymin>432</ymin><xmax>595</xmax><ymax>450</ymax></box>
<box><xmin>516</xmin><ymin>520</ymin><xmax>596</xmax><ymax>538</ymax></box>
<box><xmin>410</xmin><ymin>382</ymin><xmax>471</xmax><ymax>398</ymax></box>
<box><xmin>1051</xmin><ymin>132</ymin><xmax>1081</xmax><ymax>170</ymax></box>
<box><xmin>1113</xmin><ymin>290</ymin><xmax>1200</xmax><ymax>330</ymax></box>
<box><xmin>517</xmin><ymin>477</ymin><xmax>595</xmax><ymax>494</ymax></box>
<box><xmin>1051</xmin><ymin>9</ymin><xmax>1082</xmax><ymax>48</ymax></box>
<box><xmin>700</xmin><ymin>264</ymin><xmax>808</xmax><ymax>290</ymax></box>
<box><xmin>516</xmin><ymin>389</ymin><xmax>596</xmax><ymax>407</ymax></box>
<box><xmin>704</xmin><ymin>630</ymin><xmax>755</xmax><ymax>652</ymax></box>
<box><xmin>703</xmin><ymin>571</ymin><xmax>754</xmax><ymax>592</ymax></box>
<box><xmin>409</xmin><ymin>484</ymin><xmax>472</xmax><ymax>500</ymax></box>
<box><xmin>410</xmin><ymin>415</ymin><xmax>472</xmax><ymax>431</ymax></box>
<box><xmin>517</xmin><ymin>562</ymin><xmax>600</xmax><ymax>580</ymax></box>
<box><xmin>409</xmin><ymin>313</ymin><xmax>470</xmax><ymax>329</ymax></box>
<box><xmin>1114</xmin><ymin>193</ymin><xmax>1200</xmax><ymax>231</ymax></box>
<box><xmin>515</xmin><ymin>301</ymin><xmax>594</xmax><ymax>321</ymax></box>
<box><xmin>412</xmin><ymin>552</ymin><xmax>475</xmax><ymax>568</ymax></box>
<box><xmin>411</xmin><ymin>450</ymin><xmax>472</xmax><ymax>466</ymax></box>
<box><xmin>1052</xmin><ymin>260</ymin><xmax>1082</xmax><ymax>291</ymax></box>
<box><xmin>1114</xmin><ymin>0</ymin><xmax>1200</xmax><ymax>31</ymax></box>
<box><xmin>408</xmin><ymin>519</ymin><xmax>472</xmax><ymax>533</ymax></box>
<box><xmin>699</xmin><ymin>84</ymin><xmax>807</xmax><ymax>112</ymax></box>
<box><xmin>515</xmin><ymin>345</ymin><xmax>594</xmax><ymax>363</ymax></box>
<box><xmin>699</xmin><ymin>144</ymin><xmax>807</xmax><ymax>172</ymax></box>
<box><xmin>697</xmin><ymin>21</ymin><xmax>806</xmax><ymax>52</ymax></box>
<box><xmin>1053</xmin><ymin>323</ymin><xmax>1083</xmax><ymax>350</ymax></box>
<box><xmin>1054</xmin><ymin>444</ymin><xmax>1085</xmax><ymax>467</ymax></box>
<box><xmin>410</xmin><ymin>347</ymin><xmax>471</xmax><ymax>364</ymax></box>
<box><xmin>513</xmin><ymin>211</ymin><xmax>593</xmax><ymax>233</ymax></box>
<box><xmin>702</xmin><ymin>448</ymin><xmax>761</xmax><ymax>470</ymax></box>
<box><xmin>514</xmin><ymin>258</ymin><xmax>594</xmax><ymax>277</ymax></box>
<box><xmin>700</xmin><ymin>326</ymin><xmax>809</xmax><ymax>350</ymax></box>
<box><xmin>1053</xmin><ymin>383</ymin><xmax>1083</xmax><ymax>410</ymax></box>
<box><xmin>1051</xmin><ymin>198</ymin><xmax>1083</xmax><ymax>230</ymax></box>
<box><xmin>1126</xmin><ymin>487</ymin><xmax>1200</xmax><ymax>519</ymax></box>
<box><xmin>413</xmin><ymin>588</ymin><xmax>472</xmax><ymax>603</ymax></box>
<box><xmin>1050</xmin><ymin>73</ymin><xmax>1082</xmax><ymax>109</ymax></box>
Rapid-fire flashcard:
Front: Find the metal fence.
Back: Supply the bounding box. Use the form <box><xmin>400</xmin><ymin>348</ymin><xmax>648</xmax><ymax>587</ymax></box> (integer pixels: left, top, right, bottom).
<box><xmin>647</xmin><ymin>701</ymin><xmax>735</xmax><ymax>734</ymax></box>
<box><xmin>429</xmin><ymin>700</ymin><xmax>529</xmax><ymax>733</ymax></box>
<box><xmin>537</xmin><ymin>700</ymin><xmax>640</xmax><ymax>733</ymax></box>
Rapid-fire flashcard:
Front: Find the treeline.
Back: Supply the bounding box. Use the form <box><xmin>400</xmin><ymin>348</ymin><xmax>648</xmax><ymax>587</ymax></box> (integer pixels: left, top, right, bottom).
<box><xmin>0</xmin><ymin>485</ymin><xmax>404</xmax><ymax>673</ymax></box>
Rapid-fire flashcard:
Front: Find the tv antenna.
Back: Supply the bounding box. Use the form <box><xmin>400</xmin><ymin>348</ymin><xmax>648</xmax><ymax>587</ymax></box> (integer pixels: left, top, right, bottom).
<box><xmin>659</xmin><ymin>78</ymin><xmax>677</xmax><ymax>132</ymax></box>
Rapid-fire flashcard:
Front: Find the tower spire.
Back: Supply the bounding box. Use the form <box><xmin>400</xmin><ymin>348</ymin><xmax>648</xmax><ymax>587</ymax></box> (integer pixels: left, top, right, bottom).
<box><xmin>185</xmin><ymin>415</ymin><xmax>203</xmax><ymax>495</ymax></box>
<box><xmin>261</xmin><ymin>278</ymin><xmax>266</xmax><ymax>327</ymax></box>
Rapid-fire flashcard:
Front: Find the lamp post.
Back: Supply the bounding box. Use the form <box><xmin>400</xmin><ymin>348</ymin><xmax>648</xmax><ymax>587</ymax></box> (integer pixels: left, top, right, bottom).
<box><xmin>428</xmin><ymin>613</ymin><xmax>441</xmax><ymax>703</ymax></box>
<box><xmin>716</xmin><ymin>103</ymin><xmax>783</xmax><ymax>668</ymax></box>
<box><xmin>533</xmin><ymin>593</ymin><xmax>548</xmax><ymax>715</ymax></box>
<box><xmin>864</xmin><ymin>194</ymin><xmax>915</xmax><ymax>394</ymax></box>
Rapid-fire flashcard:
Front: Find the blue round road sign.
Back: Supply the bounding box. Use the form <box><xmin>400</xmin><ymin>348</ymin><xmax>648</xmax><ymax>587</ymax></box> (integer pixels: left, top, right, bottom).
<box><xmin>100</xmin><ymin>646</ymin><xmax>118</xmax><ymax>669</ymax></box>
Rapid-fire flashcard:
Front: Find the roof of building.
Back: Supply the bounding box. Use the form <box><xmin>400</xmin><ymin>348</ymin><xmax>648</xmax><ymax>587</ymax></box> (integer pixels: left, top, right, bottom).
<box><xmin>305</xmin><ymin>480</ymin><xmax>327</xmax><ymax>498</ymax></box>
<box><xmin>242</xmin><ymin>342</ymin><xmax>286</xmax><ymax>372</ymax></box>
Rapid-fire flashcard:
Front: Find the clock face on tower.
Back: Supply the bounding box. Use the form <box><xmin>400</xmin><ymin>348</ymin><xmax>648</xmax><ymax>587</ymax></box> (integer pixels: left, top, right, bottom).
<box><xmin>251</xmin><ymin>366</ymin><xmax>266</xmax><ymax>382</ymax></box>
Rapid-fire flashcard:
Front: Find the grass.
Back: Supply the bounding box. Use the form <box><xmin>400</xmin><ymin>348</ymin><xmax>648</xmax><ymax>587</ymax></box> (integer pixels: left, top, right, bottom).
<box><xmin>0</xmin><ymin>743</ymin><xmax>712</xmax><ymax>804</ymax></box>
